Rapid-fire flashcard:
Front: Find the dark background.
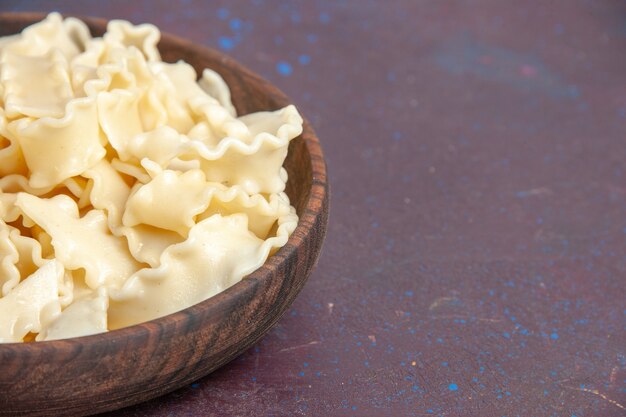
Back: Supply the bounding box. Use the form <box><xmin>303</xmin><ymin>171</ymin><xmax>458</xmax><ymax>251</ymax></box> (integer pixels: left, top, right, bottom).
<box><xmin>2</xmin><ymin>1</ymin><xmax>625</xmax><ymax>416</ymax></box>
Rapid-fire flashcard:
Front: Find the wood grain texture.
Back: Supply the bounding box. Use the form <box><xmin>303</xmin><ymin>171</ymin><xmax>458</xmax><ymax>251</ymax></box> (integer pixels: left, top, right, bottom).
<box><xmin>0</xmin><ymin>13</ymin><xmax>328</xmax><ymax>417</ymax></box>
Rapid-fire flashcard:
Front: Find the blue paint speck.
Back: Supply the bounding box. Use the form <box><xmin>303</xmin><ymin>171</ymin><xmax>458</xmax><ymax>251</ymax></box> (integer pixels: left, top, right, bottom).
<box><xmin>303</xmin><ymin>362</ymin><xmax>309</xmax><ymax>367</ymax></box>
<box><xmin>217</xmin><ymin>8</ymin><xmax>229</xmax><ymax>20</ymax></box>
<box><xmin>568</xmin><ymin>85</ymin><xmax>580</xmax><ymax>99</ymax></box>
<box><xmin>251</xmin><ymin>376</ymin><xmax>257</xmax><ymax>382</ymax></box>
<box><xmin>427</xmin><ymin>410</ymin><xmax>434</xmax><ymax>414</ymax></box>
<box><xmin>448</xmin><ymin>383</ymin><xmax>458</xmax><ymax>391</ymax></box>
<box><xmin>298</xmin><ymin>54</ymin><xmax>311</xmax><ymax>65</ymax></box>
<box><xmin>441</xmin><ymin>361</ymin><xmax>448</xmax><ymax>367</ymax></box>
<box><xmin>298</xmin><ymin>371</ymin><xmax>305</xmax><ymax>377</ymax></box>
<box><xmin>276</xmin><ymin>61</ymin><xmax>292</xmax><ymax>76</ymax></box>
<box><xmin>307</xmin><ymin>34</ymin><xmax>318</xmax><ymax>43</ymax></box>
<box><xmin>191</xmin><ymin>383</ymin><xmax>200</xmax><ymax>388</ymax></box>
<box><xmin>290</xmin><ymin>12</ymin><xmax>301</xmax><ymax>23</ymax></box>
<box><xmin>503</xmin><ymin>332</ymin><xmax>511</xmax><ymax>339</ymax></box>
<box><xmin>218</xmin><ymin>36</ymin><xmax>235</xmax><ymax>50</ymax></box>
<box><xmin>229</xmin><ymin>18</ymin><xmax>242</xmax><ymax>30</ymax></box>
<box><xmin>405</xmin><ymin>290</ymin><xmax>414</xmax><ymax>297</ymax></box>
<box><xmin>550</xmin><ymin>332</ymin><xmax>559</xmax><ymax>340</ymax></box>
<box><xmin>319</xmin><ymin>12</ymin><xmax>331</xmax><ymax>24</ymax></box>
<box><xmin>352</xmin><ymin>405</ymin><xmax>357</xmax><ymax>411</ymax></box>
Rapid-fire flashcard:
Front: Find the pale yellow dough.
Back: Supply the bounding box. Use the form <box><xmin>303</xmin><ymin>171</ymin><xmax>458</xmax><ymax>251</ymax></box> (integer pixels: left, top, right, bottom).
<box><xmin>0</xmin><ymin>13</ymin><xmax>301</xmax><ymax>342</ymax></box>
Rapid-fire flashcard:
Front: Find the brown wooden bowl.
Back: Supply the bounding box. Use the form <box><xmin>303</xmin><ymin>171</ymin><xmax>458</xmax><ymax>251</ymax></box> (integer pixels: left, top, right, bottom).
<box><xmin>0</xmin><ymin>12</ymin><xmax>328</xmax><ymax>417</ymax></box>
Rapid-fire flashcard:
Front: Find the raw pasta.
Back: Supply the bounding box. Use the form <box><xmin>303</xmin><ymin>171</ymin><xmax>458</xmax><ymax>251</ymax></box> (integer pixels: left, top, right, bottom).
<box><xmin>0</xmin><ymin>13</ymin><xmax>301</xmax><ymax>342</ymax></box>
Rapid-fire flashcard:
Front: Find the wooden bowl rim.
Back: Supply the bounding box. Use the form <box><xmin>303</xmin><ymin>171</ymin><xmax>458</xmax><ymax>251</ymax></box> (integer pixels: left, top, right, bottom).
<box><xmin>0</xmin><ymin>12</ymin><xmax>328</xmax><ymax>352</ymax></box>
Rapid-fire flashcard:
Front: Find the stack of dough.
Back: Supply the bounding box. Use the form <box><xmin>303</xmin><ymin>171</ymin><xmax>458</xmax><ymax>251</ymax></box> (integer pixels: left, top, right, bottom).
<box><xmin>0</xmin><ymin>13</ymin><xmax>301</xmax><ymax>342</ymax></box>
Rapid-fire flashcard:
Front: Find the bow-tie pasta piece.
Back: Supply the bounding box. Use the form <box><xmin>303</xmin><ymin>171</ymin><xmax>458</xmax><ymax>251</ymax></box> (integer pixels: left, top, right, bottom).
<box><xmin>195</xmin><ymin>187</ymin><xmax>294</xmax><ymax>239</ymax></box>
<box><xmin>7</xmin><ymin>98</ymin><xmax>106</xmax><ymax>189</ymax></box>
<box><xmin>15</xmin><ymin>194</ymin><xmax>144</xmax><ymax>290</ymax></box>
<box><xmin>104</xmin><ymin>19</ymin><xmax>161</xmax><ymax>62</ymax></box>
<box><xmin>183</xmin><ymin>104</ymin><xmax>303</xmax><ymax>194</ymax></box>
<box><xmin>108</xmin><ymin>214</ymin><xmax>266</xmax><ymax>329</ymax></box>
<box><xmin>121</xmin><ymin>225</ymin><xmax>184</xmax><ymax>268</ymax></box>
<box><xmin>1</xmin><ymin>49</ymin><xmax>73</xmax><ymax>119</ymax></box>
<box><xmin>0</xmin><ymin>260</ymin><xmax>66</xmax><ymax>343</ymax></box>
<box><xmin>1</xmin><ymin>12</ymin><xmax>90</xmax><ymax>60</ymax></box>
<box><xmin>129</xmin><ymin>125</ymin><xmax>181</xmax><ymax>161</ymax></box>
<box><xmin>123</xmin><ymin>169</ymin><xmax>210</xmax><ymax>236</ymax></box>
<box><xmin>37</xmin><ymin>288</ymin><xmax>108</xmax><ymax>341</ymax></box>
<box><xmin>82</xmin><ymin>160</ymin><xmax>131</xmax><ymax>230</ymax></box>
<box><xmin>198</xmin><ymin>68</ymin><xmax>237</xmax><ymax>117</ymax></box>
<box><xmin>97</xmin><ymin>89</ymin><xmax>144</xmax><ymax>161</ymax></box>
<box><xmin>0</xmin><ymin>224</ymin><xmax>47</xmax><ymax>296</ymax></box>
<box><xmin>0</xmin><ymin>108</ymin><xmax>28</xmax><ymax>177</ymax></box>
<box><xmin>0</xmin><ymin>220</ymin><xmax>20</xmax><ymax>296</ymax></box>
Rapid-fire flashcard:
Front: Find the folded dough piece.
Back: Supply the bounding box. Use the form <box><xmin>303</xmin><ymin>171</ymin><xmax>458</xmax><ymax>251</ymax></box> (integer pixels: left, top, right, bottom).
<box><xmin>198</xmin><ymin>68</ymin><xmax>237</xmax><ymax>117</ymax></box>
<box><xmin>1</xmin><ymin>49</ymin><xmax>74</xmax><ymax>119</ymax></box>
<box><xmin>0</xmin><ymin>224</ymin><xmax>48</xmax><ymax>297</ymax></box>
<box><xmin>0</xmin><ymin>260</ymin><xmax>65</xmax><ymax>343</ymax></box>
<box><xmin>7</xmin><ymin>98</ymin><xmax>106</xmax><ymax>189</ymax></box>
<box><xmin>120</xmin><ymin>224</ymin><xmax>184</xmax><ymax>268</ymax></box>
<box><xmin>15</xmin><ymin>193</ymin><xmax>143</xmax><ymax>290</ymax></box>
<box><xmin>97</xmin><ymin>89</ymin><xmax>144</xmax><ymax>161</ymax></box>
<box><xmin>196</xmin><ymin>188</ymin><xmax>293</xmax><ymax>240</ymax></box>
<box><xmin>82</xmin><ymin>159</ymin><xmax>131</xmax><ymax>230</ymax></box>
<box><xmin>108</xmin><ymin>214</ymin><xmax>266</xmax><ymax>329</ymax></box>
<box><xmin>123</xmin><ymin>169</ymin><xmax>210</xmax><ymax>236</ymax></box>
<box><xmin>0</xmin><ymin>12</ymin><xmax>90</xmax><ymax>60</ymax></box>
<box><xmin>123</xmin><ymin>104</ymin><xmax>302</xmax><ymax>194</ymax></box>
<box><xmin>183</xmin><ymin>104</ymin><xmax>303</xmax><ymax>194</ymax></box>
<box><xmin>0</xmin><ymin>220</ymin><xmax>20</xmax><ymax>296</ymax></box>
<box><xmin>104</xmin><ymin>19</ymin><xmax>161</xmax><ymax>62</ymax></box>
<box><xmin>123</xmin><ymin>168</ymin><xmax>294</xmax><ymax>239</ymax></box>
<box><xmin>0</xmin><ymin>108</ymin><xmax>28</xmax><ymax>177</ymax></box>
<box><xmin>37</xmin><ymin>288</ymin><xmax>108</xmax><ymax>341</ymax></box>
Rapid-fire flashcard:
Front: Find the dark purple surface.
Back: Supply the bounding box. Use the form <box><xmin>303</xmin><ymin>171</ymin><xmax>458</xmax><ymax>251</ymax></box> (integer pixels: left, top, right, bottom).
<box><xmin>2</xmin><ymin>1</ymin><xmax>625</xmax><ymax>416</ymax></box>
